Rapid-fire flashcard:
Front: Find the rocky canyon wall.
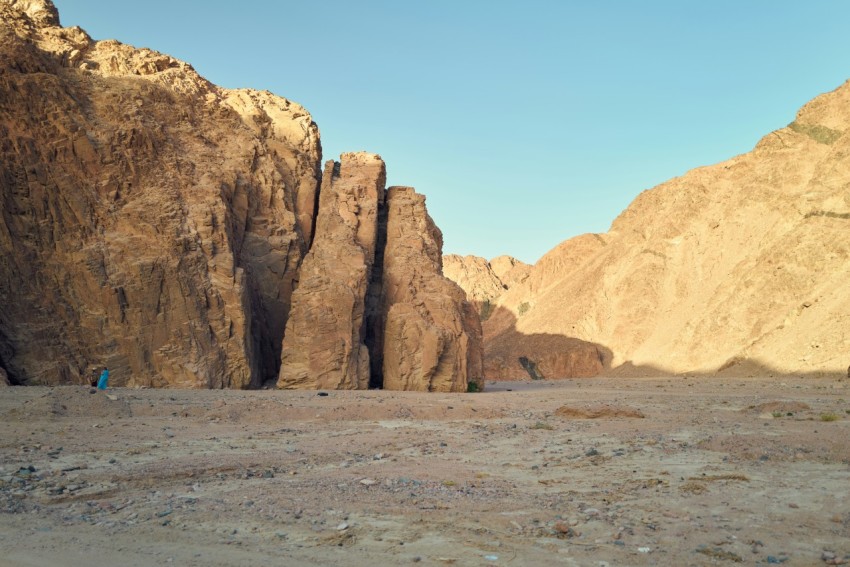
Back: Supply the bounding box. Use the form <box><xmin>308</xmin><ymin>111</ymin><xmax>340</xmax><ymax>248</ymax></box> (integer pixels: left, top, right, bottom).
<box><xmin>380</xmin><ymin>187</ymin><xmax>483</xmax><ymax>392</ymax></box>
<box><xmin>0</xmin><ymin>0</ymin><xmax>481</xmax><ymax>390</ymax></box>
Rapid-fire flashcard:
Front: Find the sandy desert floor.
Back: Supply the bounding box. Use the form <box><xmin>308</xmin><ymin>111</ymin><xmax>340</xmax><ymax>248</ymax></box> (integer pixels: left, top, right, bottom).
<box><xmin>1</xmin><ymin>377</ymin><xmax>849</xmax><ymax>566</ymax></box>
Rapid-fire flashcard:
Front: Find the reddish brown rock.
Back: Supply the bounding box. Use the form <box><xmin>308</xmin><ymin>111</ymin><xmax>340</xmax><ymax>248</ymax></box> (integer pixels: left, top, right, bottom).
<box><xmin>278</xmin><ymin>153</ymin><xmax>386</xmax><ymax>390</ymax></box>
<box><xmin>0</xmin><ymin>1</ymin><xmax>483</xmax><ymax>392</ymax></box>
<box><xmin>380</xmin><ymin>187</ymin><xmax>483</xmax><ymax>392</ymax></box>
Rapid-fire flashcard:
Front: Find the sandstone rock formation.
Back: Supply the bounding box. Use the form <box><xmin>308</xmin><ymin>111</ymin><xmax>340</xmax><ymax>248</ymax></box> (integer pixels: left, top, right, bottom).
<box><xmin>443</xmin><ymin>254</ymin><xmax>529</xmax><ymax>318</ymax></box>
<box><xmin>278</xmin><ymin>153</ymin><xmax>386</xmax><ymax>390</ymax></box>
<box><xmin>1</xmin><ymin>0</ymin><xmax>323</xmax><ymax>387</ymax></box>
<box><xmin>381</xmin><ymin>187</ymin><xmax>483</xmax><ymax>392</ymax></box>
<box><xmin>485</xmin><ymin>80</ymin><xmax>850</xmax><ymax>378</ymax></box>
<box><xmin>0</xmin><ymin>0</ymin><xmax>481</xmax><ymax>390</ymax></box>
<box><xmin>278</xmin><ymin>176</ymin><xmax>483</xmax><ymax>392</ymax></box>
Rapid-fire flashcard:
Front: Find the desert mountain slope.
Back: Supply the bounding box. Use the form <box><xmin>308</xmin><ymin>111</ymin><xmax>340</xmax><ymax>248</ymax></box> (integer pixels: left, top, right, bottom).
<box><xmin>486</xmin><ymin>80</ymin><xmax>850</xmax><ymax>378</ymax></box>
<box><xmin>443</xmin><ymin>254</ymin><xmax>530</xmax><ymax>315</ymax></box>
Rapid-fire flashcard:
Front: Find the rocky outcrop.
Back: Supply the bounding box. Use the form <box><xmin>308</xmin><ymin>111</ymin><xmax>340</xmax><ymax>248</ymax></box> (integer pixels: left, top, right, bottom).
<box><xmin>489</xmin><ymin>255</ymin><xmax>531</xmax><ymax>289</ymax></box>
<box><xmin>483</xmin><ymin>322</ymin><xmax>606</xmax><ymax>380</ymax></box>
<box><xmin>279</xmin><ymin>178</ymin><xmax>483</xmax><ymax>392</ymax></box>
<box><xmin>443</xmin><ymin>254</ymin><xmax>529</xmax><ymax>319</ymax></box>
<box><xmin>381</xmin><ymin>188</ymin><xmax>483</xmax><ymax>392</ymax></box>
<box><xmin>0</xmin><ymin>0</ymin><xmax>480</xmax><ymax>391</ymax></box>
<box><xmin>0</xmin><ymin>1</ymin><xmax>480</xmax><ymax>391</ymax></box>
<box><xmin>0</xmin><ymin>0</ymin><xmax>324</xmax><ymax>387</ymax></box>
<box><xmin>443</xmin><ymin>255</ymin><xmax>506</xmax><ymax>312</ymax></box>
<box><xmin>278</xmin><ymin>154</ymin><xmax>386</xmax><ymax>390</ymax></box>
<box><xmin>486</xmin><ymin>80</ymin><xmax>850</xmax><ymax>378</ymax></box>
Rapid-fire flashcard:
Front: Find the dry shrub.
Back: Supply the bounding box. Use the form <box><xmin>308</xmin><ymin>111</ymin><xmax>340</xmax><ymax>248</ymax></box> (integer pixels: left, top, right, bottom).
<box><xmin>554</xmin><ymin>405</ymin><xmax>645</xmax><ymax>419</ymax></box>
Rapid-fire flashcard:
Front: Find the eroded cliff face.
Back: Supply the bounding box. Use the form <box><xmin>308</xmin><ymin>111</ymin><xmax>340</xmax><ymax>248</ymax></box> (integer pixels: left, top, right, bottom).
<box><xmin>278</xmin><ymin>153</ymin><xmax>386</xmax><ymax>390</ymax></box>
<box><xmin>381</xmin><ymin>187</ymin><xmax>483</xmax><ymax>392</ymax></box>
<box><xmin>485</xmin><ymin>81</ymin><xmax>850</xmax><ymax>378</ymax></box>
<box><xmin>0</xmin><ymin>1</ymin><xmax>480</xmax><ymax>390</ymax></box>
<box><xmin>443</xmin><ymin>254</ymin><xmax>530</xmax><ymax>319</ymax></box>
<box><xmin>278</xmin><ymin>173</ymin><xmax>483</xmax><ymax>392</ymax></box>
<box><xmin>0</xmin><ymin>1</ymin><xmax>324</xmax><ymax>387</ymax></box>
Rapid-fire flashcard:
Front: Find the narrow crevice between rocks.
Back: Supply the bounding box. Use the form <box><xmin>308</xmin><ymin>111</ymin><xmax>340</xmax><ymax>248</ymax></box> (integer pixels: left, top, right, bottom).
<box><xmin>363</xmin><ymin>192</ymin><xmax>389</xmax><ymax>389</ymax></box>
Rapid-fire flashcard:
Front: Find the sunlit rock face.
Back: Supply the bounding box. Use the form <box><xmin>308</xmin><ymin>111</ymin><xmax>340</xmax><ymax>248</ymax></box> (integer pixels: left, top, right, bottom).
<box><xmin>482</xmin><ymin>80</ymin><xmax>850</xmax><ymax>379</ymax></box>
<box><xmin>0</xmin><ymin>1</ymin><xmax>482</xmax><ymax>390</ymax></box>
<box><xmin>278</xmin><ymin>153</ymin><xmax>386</xmax><ymax>390</ymax></box>
<box><xmin>0</xmin><ymin>0</ymin><xmax>320</xmax><ymax>387</ymax></box>
<box><xmin>380</xmin><ymin>187</ymin><xmax>483</xmax><ymax>392</ymax></box>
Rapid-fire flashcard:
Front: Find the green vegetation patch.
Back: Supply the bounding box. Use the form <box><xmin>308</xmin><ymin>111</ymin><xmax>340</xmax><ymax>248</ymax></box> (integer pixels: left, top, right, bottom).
<box><xmin>788</xmin><ymin>121</ymin><xmax>844</xmax><ymax>145</ymax></box>
<box><xmin>517</xmin><ymin>302</ymin><xmax>530</xmax><ymax>316</ymax></box>
<box><xmin>479</xmin><ymin>299</ymin><xmax>494</xmax><ymax>322</ymax></box>
<box><xmin>804</xmin><ymin>210</ymin><xmax>850</xmax><ymax>220</ymax></box>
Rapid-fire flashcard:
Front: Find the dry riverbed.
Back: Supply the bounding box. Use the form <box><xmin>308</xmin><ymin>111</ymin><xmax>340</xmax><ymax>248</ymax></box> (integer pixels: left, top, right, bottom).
<box><xmin>1</xmin><ymin>377</ymin><xmax>849</xmax><ymax>566</ymax></box>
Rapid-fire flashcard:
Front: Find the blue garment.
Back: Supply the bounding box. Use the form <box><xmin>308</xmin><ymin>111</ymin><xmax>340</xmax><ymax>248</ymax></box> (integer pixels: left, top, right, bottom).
<box><xmin>97</xmin><ymin>369</ymin><xmax>109</xmax><ymax>390</ymax></box>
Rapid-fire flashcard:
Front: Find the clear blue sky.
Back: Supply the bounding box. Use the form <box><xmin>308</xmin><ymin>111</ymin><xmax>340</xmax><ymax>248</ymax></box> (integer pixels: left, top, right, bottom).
<box><xmin>54</xmin><ymin>1</ymin><xmax>850</xmax><ymax>263</ymax></box>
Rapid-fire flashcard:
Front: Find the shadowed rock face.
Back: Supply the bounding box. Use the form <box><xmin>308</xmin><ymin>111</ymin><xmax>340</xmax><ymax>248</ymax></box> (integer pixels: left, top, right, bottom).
<box><xmin>0</xmin><ymin>1</ymin><xmax>482</xmax><ymax>390</ymax></box>
<box><xmin>278</xmin><ymin>153</ymin><xmax>386</xmax><ymax>390</ymax></box>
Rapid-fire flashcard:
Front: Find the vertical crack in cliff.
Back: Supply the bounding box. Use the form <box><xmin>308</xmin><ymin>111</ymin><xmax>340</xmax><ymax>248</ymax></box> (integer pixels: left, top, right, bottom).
<box><xmin>363</xmin><ymin>193</ymin><xmax>388</xmax><ymax>389</ymax></box>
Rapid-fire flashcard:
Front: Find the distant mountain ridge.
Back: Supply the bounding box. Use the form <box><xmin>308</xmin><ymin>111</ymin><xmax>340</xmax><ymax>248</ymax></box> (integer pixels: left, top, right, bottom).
<box><xmin>447</xmin><ymin>80</ymin><xmax>850</xmax><ymax>379</ymax></box>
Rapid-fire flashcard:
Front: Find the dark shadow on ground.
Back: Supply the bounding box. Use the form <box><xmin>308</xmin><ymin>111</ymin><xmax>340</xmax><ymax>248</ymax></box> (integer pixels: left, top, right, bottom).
<box><xmin>480</xmin><ymin>307</ymin><xmax>849</xmax><ymax>384</ymax></box>
<box><xmin>482</xmin><ymin>307</ymin><xmax>613</xmax><ymax>381</ymax></box>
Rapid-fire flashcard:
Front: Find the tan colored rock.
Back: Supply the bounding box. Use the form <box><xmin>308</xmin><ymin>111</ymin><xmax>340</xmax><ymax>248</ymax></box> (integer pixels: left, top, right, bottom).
<box><xmin>278</xmin><ymin>153</ymin><xmax>386</xmax><ymax>390</ymax></box>
<box><xmin>381</xmin><ymin>187</ymin><xmax>483</xmax><ymax>392</ymax></box>
<box><xmin>488</xmin><ymin>80</ymin><xmax>850</xmax><ymax>378</ymax></box>
<box><xmin>4</xmin><ymin>0</ymin><xmax>58</xmax><ymax>27</ymax></box>
<box><xmin>489</xmin><ymin>255</ymin><xmax>531</xmax><ymax>288</ymax></box>
<box><xmin>0</xmin><ymin>366</ymin><xmax>9</xmax><ymax>386</ymax></box>
<box><xmin>0</xmin><ymin>0</ymin><xmax>320</xmax><ymax>387</ymax></box>
<box><xmin>442</xmin><ymin>255</ymin><xmax>506</xmax><ymax>308</ymax></box>
<box><xmin>443</xmin><ymin>254</ymin><xmax>530</xmax><ymax>320</ymax></box>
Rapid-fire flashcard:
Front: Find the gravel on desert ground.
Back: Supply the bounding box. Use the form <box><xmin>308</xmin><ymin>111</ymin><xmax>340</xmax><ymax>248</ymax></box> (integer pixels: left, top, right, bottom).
<box><xmin>1</xmin><ymin>377</ymin><xmax>849</xmax><ymax>566</ymax></box>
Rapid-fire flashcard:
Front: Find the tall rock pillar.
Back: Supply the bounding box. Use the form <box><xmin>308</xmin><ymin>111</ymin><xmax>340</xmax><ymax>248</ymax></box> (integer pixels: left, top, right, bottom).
<box><xmin>380</xmin><ymin>187</ymin><xmax>484</xmax><ymax>392</ymax></box>
<box><xmin>278</xmin><ymin>153</ymin><xmax>386</xmax><ymax>389</ymax></box>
